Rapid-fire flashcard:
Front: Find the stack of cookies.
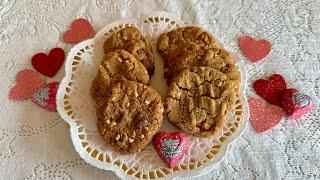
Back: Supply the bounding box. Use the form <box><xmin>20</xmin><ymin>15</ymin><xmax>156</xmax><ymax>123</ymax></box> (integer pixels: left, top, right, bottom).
<box><xmin>92</xmin><ymin>26</ymin><xmax>241</xmax><ymax>154</ymax></box>
<box><xmin>157</xmin><ymin>26</ymin><xmax>240</xmax><ymax>137</ymax></box>
<box><xmin>91</xmin><ymin>27</ymin><xmax>164</xmax><ymax>154</ymax></box>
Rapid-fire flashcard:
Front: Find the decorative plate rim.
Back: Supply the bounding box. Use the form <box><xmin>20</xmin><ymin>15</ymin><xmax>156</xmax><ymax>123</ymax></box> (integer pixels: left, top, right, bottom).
<box><xmin>56</xmin><ymin>11</ymin><xmax>249</xmax><ymax>179</ymax></box>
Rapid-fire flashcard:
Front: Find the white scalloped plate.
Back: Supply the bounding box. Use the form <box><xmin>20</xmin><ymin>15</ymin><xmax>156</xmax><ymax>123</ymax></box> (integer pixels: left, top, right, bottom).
<box><xmin>56</xmin><ymin>11</ymin><xmax>249</xmax><ymax>179</ymax></box>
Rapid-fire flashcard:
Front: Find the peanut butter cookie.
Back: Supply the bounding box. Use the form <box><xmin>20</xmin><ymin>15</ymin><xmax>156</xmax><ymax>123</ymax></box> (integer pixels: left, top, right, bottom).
<box><xmin>91</xmin><ymin>50</ymin><xmax>149</xmax><ymax>102</ymax></box>
<box><xmin>103</xmin><ymin>27</ymin><xmax>155</xmax><ymax>75</ymax></box>
<box><xmin>157</xmin><ymin>26</ymin><xmax>217</xmax><ymax>77</ymax></box>
<box><xmin>97</xmin><ymin>80</ymin><xmax>164</xmax><ymax>154</ymax></box>
<box><xmin>169</xmin><ymin>48</ymin><xmax>240</xmax><ymax>90</ymax></box>
<box><xmin>165</xmin><ymin>66</ymin><xmax>236</xmax><ymax>137</ymax></box>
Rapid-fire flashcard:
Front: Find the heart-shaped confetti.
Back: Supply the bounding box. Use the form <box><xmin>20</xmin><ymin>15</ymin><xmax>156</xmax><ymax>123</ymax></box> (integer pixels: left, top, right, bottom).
<box><xmin>9</xmin><ymin>69</ymin><xmax>46</xmax><ymax>100</ymax></box>
<box><xmin>282</xmin><ymin>89</ymin><xmax>313</xmax><ymax>119</ymax></box>
<box><xmin>31</xmin><ymin>81</ymin><xmax>59</xmax><ymax>112</ymax></box>
<box><xmin>153</xmin><ymin>131</ymin><xmax>189</xmax><ymax>168</ymax></box>
<box><xmin>253</xmin><ymin>74</ymin><xmax>287</xmax><ymax>107</ymax></box>
<box><xmin>239</xmin><ymin>35</ymin><xmax>271</xmax><ymax>62</ymax></box>
<box><xmin>63</xmin><ymin>18</ymin><xmax>95</xmax><ymax>43</ymax></box>
<box><xmin>31</xmin><ymin>47</ymin><xmax>65</xmax><ymax>77</ymax></box>
<box><xmin>249</xmin><ymin>98</ymin><xmax>284</xmax><ymax>133</ymax></box>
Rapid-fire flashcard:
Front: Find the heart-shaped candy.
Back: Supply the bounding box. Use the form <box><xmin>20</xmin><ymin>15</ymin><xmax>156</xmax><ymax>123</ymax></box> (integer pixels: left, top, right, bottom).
<box><xmin>253</xmin><ymin>74</ymin><xmax>287</xmax><ymax>107</ymax></box>
<box><xmin>31</xmin><ymin>48</ymin><xmax>65</xmax><ymax>77</ymax></box>
<box><xmin>282</xmin><ymin>89</ymin><xmax>312</xmax><ymax>119</ymax></box>
<box><xmin>9</xmin><ymin>69</ymin><xmax>46</xmax><ymax>100</ymax></box>
<box><xmin>153</xmin><ymin>131</ymin><xmax>189</xmax><ymax>168</ymax></box>
<box><xmin>31</xmin><ymin>81</ymin><xmax>59</xmax><ymax>112</ymax></box>
<box><xmin>249</xmin><ymin>98</ymin><xmax>284</xmax><ymax>133</ymax></box>
<box><xmin>63</xmin><ymin>18</ymin><xmax>95</xmax><ymax>43</ymax></box>
<box><xmin>239</xmin><ymin>35</ymin><xmax>271</xmax><ymax>62</ymax></box>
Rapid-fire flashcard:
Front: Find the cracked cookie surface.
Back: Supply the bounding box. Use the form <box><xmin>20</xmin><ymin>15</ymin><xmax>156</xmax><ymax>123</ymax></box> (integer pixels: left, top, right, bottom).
<box><xmin>169</xmin><ymin>48</ymin><xmax>240</xmax><ymax>90</ymax></box>
<box><xmin>103</xmin><ymin>27</ymin><xmax>155</xmax><ymax>75</ymax></box>
<box><xmin>97</xmin><ymin>80</ymin><xmax>164</xmax><ymax>154</ymax></box>
<box><xmin>165</xmin><ymin>66</ymin><xmax>236</xmax><ymax>137</ymax></box>
<box><xmin>91</xmin><ymin>50</ymin><xmax>149</xmax><ymax>102</ymax></box>
<box><xmin>157</xmin><ymin>26</ymin><xmax>218</xmax><ymax>77</ymax></box>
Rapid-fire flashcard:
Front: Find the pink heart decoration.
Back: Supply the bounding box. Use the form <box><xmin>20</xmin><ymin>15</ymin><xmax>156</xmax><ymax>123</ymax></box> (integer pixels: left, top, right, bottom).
<box><xmin>63</xmin><ymin>18</ymin><xmax>95</xmax><ymax>43</ymax></box>
<box><xmin>239</xmin><ymin>35</ymin><xmax>271</xmax><ymax>62</ymax></box>
<box><xmin>153</xmin><ymin>131</ymin><xmax>189</xmax><ymax>168</ymax></box>
<box><xmin>9</xmin><ymin>69</ymin><xmax>46</xmax><ymax>100</ymax></box>
<box><xmin>249</xmin><ymin>98</ymin><xmax>284</xmax><ymax>133</ymax></box>
<box><xmin>31</xmin><ymin>82</ymin><xmax>59</xmax><ymax>112</ymax></box>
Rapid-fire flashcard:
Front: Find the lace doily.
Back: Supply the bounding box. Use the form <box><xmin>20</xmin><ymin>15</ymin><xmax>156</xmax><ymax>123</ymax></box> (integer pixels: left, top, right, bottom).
<box><xmin>56</xmin><ymin>12</ymin><xmax>248</xmax><ymax>179</ymax></box>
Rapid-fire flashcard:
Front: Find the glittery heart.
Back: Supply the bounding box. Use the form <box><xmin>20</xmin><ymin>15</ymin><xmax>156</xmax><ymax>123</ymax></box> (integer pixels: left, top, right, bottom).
<box><xmin>253</xmin><ymin>74</ymin><xmax>287</xmax><ymax>107</ymax></box>
<box><xmin>31</xmin><ymin>48</ymin><xmax>65</xmax><ymax>77</ymax></box>
<box><xmin>9</xmin><ymin>69</ymin><xmax>46</xmax><ymax>101</ymax></box>
<box><xmin>63</xmin><ymin>18</ymin><xmax>95</xmax><ymax>43</ymax></box>
<box><xmin>30</xmin><ymin>82</ymin><xmax>59</xmax><ymax>112</ymax></box>
<box><xmin>153</xmin><ymin>132</ymin><xmax>189</xmax><ymax>168</ymax></box>
<box><xmin>282</xmin><ymin>89</ymin><xmax>313</xmax><ymax>119</ymax></box>
<box><xmin>249</xmin><ymin>98</ymin><xmax>284</xmax><ymax>133</ymax></box>
<box><xmin>238</xmin><ymin>35</ymin><xmax>271</xmax><ymax>62</ymax></box>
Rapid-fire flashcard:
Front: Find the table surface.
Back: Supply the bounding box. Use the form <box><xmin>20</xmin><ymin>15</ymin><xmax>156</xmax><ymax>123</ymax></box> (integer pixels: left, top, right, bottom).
<box><xmin>1</xmin><ymin>0</ymin><xmax>319</xmax><ymax>179</ymax></box>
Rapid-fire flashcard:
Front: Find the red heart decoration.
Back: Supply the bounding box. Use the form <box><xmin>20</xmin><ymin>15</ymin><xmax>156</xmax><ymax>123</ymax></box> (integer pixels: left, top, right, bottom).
<box><xmin>9</xmin><ymin>69</ymin><xmax>46</xmax><ymax>100</ymax></box>
<box><xmin>31</xmin><ymin>82</ymin><xmax>59</xmax><ymax>112</ymax></box>
<box><xmin>253</xmin><ymin>74</ymin><xmax>287</xmax><ymax>107</ymax></box>
<box><xmin>239</xmin><ymin>35</ymin><xmax>271</xmax><ymax>62</ymax></box>
<box><xmin>282</xmin><ymin>89</ymin><xmax>313</xmax><ymax>119</ymax></box>
<box><xmin>153</xmin><ymin>131</ymin><xmax>189</xmax><ymax>168</ymax></box>
<box><xmin>31</xmin><ymin>48</ymin><xmax>65</xmax><ymax>77</ymax></box>
<box><xmin>63</xmin><ymin>18</ymin><xmax>95</xmax><ymax>43</ymax></box>
<box><xmin>249</xmin><ymin>98</ymin><xmax>284</xmax><ymax>133</ymax></box>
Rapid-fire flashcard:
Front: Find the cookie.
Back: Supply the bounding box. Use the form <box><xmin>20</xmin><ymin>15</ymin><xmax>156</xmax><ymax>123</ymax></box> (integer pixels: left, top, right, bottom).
<box><xmin>157</xmin><ymin>26</ymin><xmax>217</xmax><ymax>76</ymax></box>
<box><xmin>91</xmin><ymin>50</ymin><xmax>149</xmax><ymax>101</ymax></box>
<box><xmin>97</xmin><ymin>80</ymin><xmax>164</xmax><ymax>154</ymax></box>
<box><xmin>169</xmin><ymin>48</ymin><xmax>240</xmax><ymax>90</ymax></box>
<box><xmin>165</xmin><ymin>66</ymin><xmax>236</xmax><ymax>137</ymax></box>
<box><xmin>103</xmin><ymin>27</ymin><xmax>155</xmax><ymax>75</ymax></box>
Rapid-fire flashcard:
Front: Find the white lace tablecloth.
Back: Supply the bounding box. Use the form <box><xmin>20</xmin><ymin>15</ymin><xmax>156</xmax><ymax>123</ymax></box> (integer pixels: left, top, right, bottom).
<box><xmin>1</xmin><ymin>0</ymin><xmax>319</xmax><ymax>179</ymax></box>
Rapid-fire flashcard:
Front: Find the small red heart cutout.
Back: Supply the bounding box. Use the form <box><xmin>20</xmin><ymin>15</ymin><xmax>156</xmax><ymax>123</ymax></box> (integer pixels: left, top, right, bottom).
<box><xmin>282</xmin><ymin>89</ymin><xmax>313</xmax><ymax>119</ymax></box>
<box><xmin>31</xmin><ymin>48</ymin><xmax>65</xmax><ymax>77</ymax></box>
<box><xmin>239</xmin><ymin>35</ymin><xmax>271</xmax><ymax>62</ymax></box>
<box><xmin>253</xmin><ymin>74</ymin><xmax>287</xmax><ymax>107</ymax></box>
<box><xmin>31</xmin><ymin>81</ymin><xmax>59</xmax><ymax>112</ymax></box>
<box><xmin>63</xmin><ymin>18</ymin><xmax>95</xmax><ymax>43</ymax></box>
<box><xmin>249</xmin><ymin>98</ymin><xmax>284</xmax><ymax>133</ymax></box>
<box><xmin>9</xmin><ymin>69</ymin><xmax>46</xmax><ymax>100</ymax></box>
<box><xmin>153</xmin><ymin>131</ymin><xmax>189</xmax><ymax>168</ymax></box>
